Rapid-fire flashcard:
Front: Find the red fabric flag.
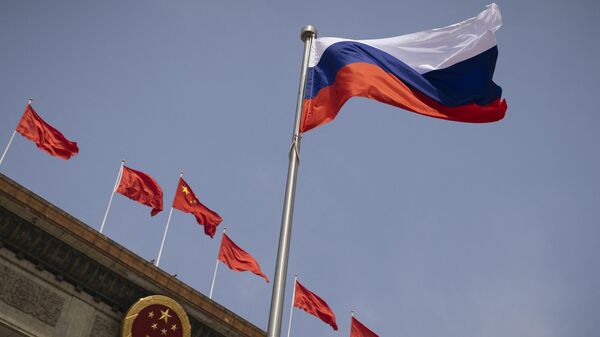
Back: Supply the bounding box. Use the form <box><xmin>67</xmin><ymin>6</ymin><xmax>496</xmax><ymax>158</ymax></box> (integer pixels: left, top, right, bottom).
<box><xmin>351</xmin><ymin>317</ymin><xmax>379</xmax><ymax>337</ymax></box>
<box><xmin>293</xmin><ymin>280</ymin><xmax>338</xmax><ymax>331</ymax></box>
<box><xmin>217</xmin><ymin>233</ymin><xmax>269</xmax><ymax>282</ymax></box>
<box><xmin>15</xmin><ymin>104</ymin><xmax>79</xmax><ymax>160</ymax></box>
<box><xmin>116</xmin><ymin>166</ymin><xmax>164</xmax><ymax>216</ymax></box>
<box><xmin>172</xmin><ymin>177</ymin><xmax>222</xmax><ymax>238</ymax></box>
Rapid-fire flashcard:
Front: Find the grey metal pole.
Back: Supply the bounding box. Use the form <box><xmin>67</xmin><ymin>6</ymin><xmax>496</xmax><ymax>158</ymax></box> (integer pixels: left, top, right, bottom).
<box><xmin>286</xmin><ymin>275</ymin><xmax>298</xmax><ymax>337</ymax></box>
<box><xmin>99</xmin><ymin>160</ymin><xmax>124</xmax><ymax>234</ymax></box>
<box><xmin>155</xmin><ymin>207</ymin><xmax>174</xmax><ymax>267</ymax></box>
<box><xmin>266</xmin><ymin>25</ymin><xmax>317</xmax><ymax>337</ymax></box>
<box><xmin>0</xmin><ymin>131</ymin><xmax>17</xmax><ymax>167</ymax></box>
<box><xmin>155</xmin><ymin>171</ymin><xmax>183</xmax><ymax>267</ymax></box>
<box><xmin>209</xmin><ymin>227</ymin><xmax>226</xmax><ymax>299</ymax></box>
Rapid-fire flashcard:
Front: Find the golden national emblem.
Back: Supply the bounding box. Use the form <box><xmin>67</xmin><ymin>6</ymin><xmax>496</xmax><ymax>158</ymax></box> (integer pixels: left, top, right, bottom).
<box><xmin>121</xmin><ymin>295</ymin><xmax>191</xmax><ymax>337</ymax></box>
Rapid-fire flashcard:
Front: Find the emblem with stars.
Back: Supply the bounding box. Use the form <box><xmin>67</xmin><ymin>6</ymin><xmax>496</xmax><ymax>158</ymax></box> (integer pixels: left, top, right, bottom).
<box><xmin>129</xmin><ymin>304</ymin><xmax>183</xmax><ymax>337</ymax></box>
<box><xmin>122</xmin><ymin>295</ymin><xmax>190</xmax><ymax>337</ymax></box>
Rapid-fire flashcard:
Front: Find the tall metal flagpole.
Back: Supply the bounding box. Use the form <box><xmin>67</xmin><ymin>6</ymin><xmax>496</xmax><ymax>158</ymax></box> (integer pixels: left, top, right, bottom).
<box><xmin>0</xmin><ymin>98</ymin><xmax>32</xmax><ymax>167</ymax></box>
<box><xmin>155</xmin><ymin>170</ymin><xmax>183</xmax><ymax>267</ymax></box>
<box><xmin>286</xmin><ymin>275</ymin><xmax>298</xmax><ymax>337</ymax></box>
<box><xmin>209</xmin><ymin>226</ymin><xmax>226</xmax><ymax>299</ymax></box>
<box><xmin>99</xmin><ymin>160</ymin><xmax>124</xmax><ymax>234</ymax></box>
<box><xmin>267</xmin><ymin>25</ymin><xmax>317</xmax><ymax>337</ymax></box>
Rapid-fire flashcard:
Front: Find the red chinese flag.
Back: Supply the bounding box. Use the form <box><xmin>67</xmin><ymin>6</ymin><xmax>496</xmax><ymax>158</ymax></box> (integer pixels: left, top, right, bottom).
<box><xmin>116</xmin><ymin>166</ymin><xmax>164</xmax><ymax>216</ymax></box>
<box><xmin>172</xmin><ymin>177</ymin><xmax>222</xmax><ymax>238</ymax></box>
<box><xmin>218</xmin><ymin>233</ymin><xmax>269</xmax><ymax>282</ymax></box>
<box><xmin>15</xmin><ymin>104</ymin><xmax>79</xmax><ymax>160</ymax></box>
<box><xmin>293</xmin><ymin>280</ymin><xmax>338</xmax><ymax>331</ymax></box>
<box><xmin>351</xmin><ymin>317</ymin><xmax>379</xmax><ymax>337</ymax></box>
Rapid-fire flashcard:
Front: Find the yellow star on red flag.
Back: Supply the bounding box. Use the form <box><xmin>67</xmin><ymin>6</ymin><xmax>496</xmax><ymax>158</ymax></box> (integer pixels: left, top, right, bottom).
<box><xmin>172</xmin><ymin>177</ymin><xmax>222</xmax><ymax>238</ymax></box>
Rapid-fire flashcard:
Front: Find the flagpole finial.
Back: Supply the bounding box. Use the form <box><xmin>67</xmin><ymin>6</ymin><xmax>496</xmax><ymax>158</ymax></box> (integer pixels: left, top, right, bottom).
<box><xmin>121</xmin><ymin>159</ymin><xmax>125</xmax><ymax>164</ymax></box>
<box><xmin>301</xmin><ymin>25</ymin><xmax>317</xmax><ymax>42</ymax></box>
<box><xmin>223</xmin><ymin>226</ymin><xmax>227</xmax><ymax>233</ymax></box>
<box><xmin>180</xmin><ymin>170</ymin><xmax>184</xmax><ymax>177</ymax></box>
<box><xmin>27</xmin><ymin>97</ymin><xmax>33</xmax><ymax>105</ymax></box>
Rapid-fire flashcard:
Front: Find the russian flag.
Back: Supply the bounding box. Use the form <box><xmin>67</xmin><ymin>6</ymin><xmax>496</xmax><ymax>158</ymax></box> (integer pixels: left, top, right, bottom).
<box><xmin>301</xmin><ymin>3</ymin><xmax>507</xmax><ymax>133</ymax></box>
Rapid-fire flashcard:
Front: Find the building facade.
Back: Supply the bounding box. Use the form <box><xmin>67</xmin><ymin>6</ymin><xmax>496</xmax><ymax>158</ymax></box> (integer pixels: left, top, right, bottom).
<box><xmin>0</xmin><ymin>173</ymin><xmax>265</xmax><ymax>337</ymax></box>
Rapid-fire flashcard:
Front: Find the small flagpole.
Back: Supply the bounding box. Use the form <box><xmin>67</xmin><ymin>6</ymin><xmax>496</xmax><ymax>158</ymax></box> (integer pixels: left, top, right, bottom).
<box><xmin>0</xmin><ymin>98</ymin><xmax>32</xmax><ymax>167</ymax></box>
<box><xmin>0</xmin><ymin>131</ymin><xmax>16</xmax><ymax>168</ymax></box>
<box><xmin>267</xmin><ymin>25</ymin><xmax>317</xmax><ymax>337</ymax></box>
<box><xmin>286</xmin><ymin>274</ymin><xmax>298</xmax><ymax>337</ymax></box>
<box><xmin>99</xmin><ymin>160</ymin><xmax>124</xmax><ymax>234</ymax></box>
<box><xmin>155</xmin><ymin>171</ymin><xmax>183</xmax><ymax>267</ymax></box>
<box><xmin>209</xmin><ymin>226</ymin><xmax>226</xmax><ymax>299</ymax></box>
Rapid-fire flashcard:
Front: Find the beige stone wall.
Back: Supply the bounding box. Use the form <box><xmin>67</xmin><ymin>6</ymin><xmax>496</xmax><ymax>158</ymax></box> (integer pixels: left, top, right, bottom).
<box><xmin>0</xmin><ymin>248</ymin><xmax>120</xmax><ymax>337</ymax></box>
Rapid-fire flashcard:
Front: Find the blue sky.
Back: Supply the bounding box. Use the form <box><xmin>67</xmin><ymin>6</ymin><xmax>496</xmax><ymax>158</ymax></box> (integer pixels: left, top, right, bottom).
<box><xmin>1</xmin><ymin>1</ymin><xmax>599</xmax><ymax>336</ymax></box>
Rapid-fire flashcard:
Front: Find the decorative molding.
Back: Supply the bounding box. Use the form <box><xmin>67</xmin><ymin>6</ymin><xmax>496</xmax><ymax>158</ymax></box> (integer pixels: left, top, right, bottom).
<box><xmin>0</xmin><ymin>207</ymin><xmax>147</xmax><ymax>311</ymax></box>
<box><xmin>89</xmin><ymin>315</ymin><xmax>119</xmax><ymax>337</ymax></box>
<box><xmin>0</xmin><ymin>264</ymin><xmax>65</xmax><ymax>327</ymax></box>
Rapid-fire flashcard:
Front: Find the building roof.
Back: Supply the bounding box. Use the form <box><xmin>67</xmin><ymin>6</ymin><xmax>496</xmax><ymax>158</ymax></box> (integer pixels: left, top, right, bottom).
<box><xmin>0</xmin><ymin>173</ymin><xmax>266</xmax><ymax>337</ymax></box>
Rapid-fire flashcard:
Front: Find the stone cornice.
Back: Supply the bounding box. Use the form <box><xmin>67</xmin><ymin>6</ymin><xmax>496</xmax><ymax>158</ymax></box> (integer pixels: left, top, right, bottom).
<box><xmin>0</xmin><ymin>173</ymin><xmax>265</xmax><ymax>337</ymax></box>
